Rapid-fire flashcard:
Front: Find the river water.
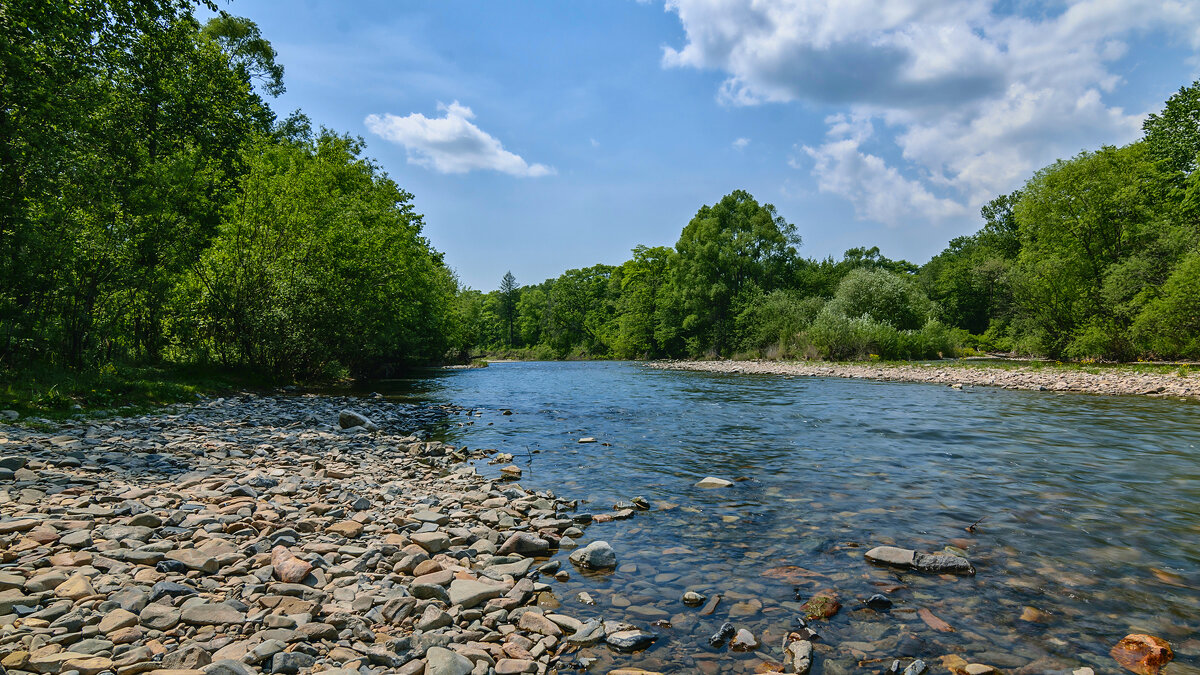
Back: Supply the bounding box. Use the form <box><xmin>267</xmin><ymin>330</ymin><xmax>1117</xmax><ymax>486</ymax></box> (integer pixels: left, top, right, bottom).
<box><xmin>375</xmin><ymin>361</ymin><xmax>1200</xmax><ymax>674</ymax></box>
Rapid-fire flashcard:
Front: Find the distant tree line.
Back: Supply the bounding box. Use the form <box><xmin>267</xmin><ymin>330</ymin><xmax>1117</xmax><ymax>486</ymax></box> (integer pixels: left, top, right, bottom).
<box><xmin>1</xmin><ymin>0</ymin><xmax>459</xmax><ymax>379</ymax></box>
<box><xmin>464</xmin><ymin>82</ymin><xmax>1200</xmax><ymax>362</ymax></box>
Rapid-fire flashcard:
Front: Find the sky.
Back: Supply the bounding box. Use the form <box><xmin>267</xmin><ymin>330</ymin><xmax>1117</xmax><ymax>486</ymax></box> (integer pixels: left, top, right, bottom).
<box><xmin>203</xmin><ymin>0</ymin><xmax>1200</xmax><ymax>291</ymax></box>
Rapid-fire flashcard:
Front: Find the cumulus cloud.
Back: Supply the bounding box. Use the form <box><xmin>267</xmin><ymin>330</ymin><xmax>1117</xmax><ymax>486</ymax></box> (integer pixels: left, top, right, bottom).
<box><xmin>732</xmin><ymin>137</ymin><xmax>750</xmax><ymax>150</ymax></box>
<box><xmin>364</xmin><ymin>102</ymin><xmax>554</xmax><ymax>177</ymax></box>
<box><xmin>803</xmin><ymin>114</ymin><xmax>968</xmax><ymax>225</ymax></box>
<box><xmin>663</xmin><ymin>0</ymin><xmax>1200</xmax><ymax>224</ymax></box>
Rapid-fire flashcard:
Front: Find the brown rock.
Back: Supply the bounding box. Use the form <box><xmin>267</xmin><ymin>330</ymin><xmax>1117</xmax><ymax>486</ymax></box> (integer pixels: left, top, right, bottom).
<box><xmin>271</xmin><ymin>546</ymin><xmax>313</xmax><ymax>584</ymax></box>
<box><xmin>918</xmin><ymin>607</ymin><xmax>955</xmax><ymax>632</ymax></box>
<box><xmin>54</xmin><ymin>573</ymin><xmax>94</xmax><ymax>600</ymax></box>
<box><xmin>517</xmin><ymin>611</ymin><xmax>562</xmax><ymax>636</ymax></box>
<box><xmin>413</xmin><ymin>559</ymin><xmax>443</xmax><ymax>577</ymax></box>
<box><xmin>1112</xmin><ymin>634</ymin><xmax>1173</xmax><ymax>675</ymax></box>
<box><xmin>326</xmin><ymin>520</ymin><xmax>363</xmax><ymax>538</ymax></box>
<box><xmin>801</xmin><ymin>589</ymin><xmax>840</xmax><ymax>620</ymax></box>
<box><xmin>496</xmin><ymin>659</ymin><xmax>537</xmax><ymax>674</ymax></box>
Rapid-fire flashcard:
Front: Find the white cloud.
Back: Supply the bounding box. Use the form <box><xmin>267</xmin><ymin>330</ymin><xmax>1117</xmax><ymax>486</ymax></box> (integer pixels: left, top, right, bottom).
<box><xmin>803</xmin><ymin>115</ymin><xmax>968</xmax><ymax>226</ymax></box>
<box><xmin>364</xmin><ymin>102</ymin><xmax>554</xmax><ymax>177</ymax></box>
<box><xmin>662</xmin><ymin>0</ymin><xmax>1200</xmax><ymax>225</ymax></box>
<box><xmin>590</xmin><ymin>137</ymin><xmax>601</xmax><ymax>148</ymax></box>
<box><xmin>732</xmin><ymin>137</ymin><xmax>750</xmax><ymax>150</ymax></box>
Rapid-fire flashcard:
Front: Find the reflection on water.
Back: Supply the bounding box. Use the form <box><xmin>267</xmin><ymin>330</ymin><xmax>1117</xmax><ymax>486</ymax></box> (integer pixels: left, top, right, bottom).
<box><xmin>373</xmin><ymin>362</ymin><xmax>1200</xmax><ymax>673</ymax></box>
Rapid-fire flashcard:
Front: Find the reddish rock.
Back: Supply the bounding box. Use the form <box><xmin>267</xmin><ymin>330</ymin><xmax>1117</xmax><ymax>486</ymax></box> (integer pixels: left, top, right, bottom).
<box><xmin>270</xmin><ymin>546</ymin><xmax>313</xmax><ymax>584</ymax></box>
<box><xmin>800</xmin><ymin>589</ymin><xmax>841</xmax><ymax>620</ymax></box>
<box><xmin>1111</xmin><ymin>634</ymin><xmax>1173</xmax><ymax>675</ymax></box>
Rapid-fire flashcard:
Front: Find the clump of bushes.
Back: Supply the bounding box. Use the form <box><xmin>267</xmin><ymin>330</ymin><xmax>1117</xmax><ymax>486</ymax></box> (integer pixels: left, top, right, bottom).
<box><xmin>735</xmin><ymin>268</ymin><xmax>960</xmax><ymax>361</ymax></box>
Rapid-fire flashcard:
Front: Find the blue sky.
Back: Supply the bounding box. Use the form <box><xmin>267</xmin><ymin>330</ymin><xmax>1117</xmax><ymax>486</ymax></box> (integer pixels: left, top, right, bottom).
<box><xmin>205</xmin><ymin>0</ymin><xmax>1200</xmax><ymax>291</ymax></box>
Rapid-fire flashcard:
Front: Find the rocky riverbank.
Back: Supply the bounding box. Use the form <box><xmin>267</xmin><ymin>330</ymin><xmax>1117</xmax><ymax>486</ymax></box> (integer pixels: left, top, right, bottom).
<box><xmin>0</xmin><ymin>394</ymin><xmax>680</xmax><ymax>675</ymax></box>
<box><xmin>647</xmin><ymin>360</ymin><xmax>1200</xmax><ymax>399</ymax></box>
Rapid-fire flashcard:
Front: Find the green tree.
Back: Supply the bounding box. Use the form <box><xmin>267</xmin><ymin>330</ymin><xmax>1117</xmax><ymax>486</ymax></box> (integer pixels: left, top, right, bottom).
<box><xmin>545</xmin><ymin>265</ymin><xmax>615</xmax><ymax>356</ymax></box>
<box><xmin>201</xmin><ymin>14</ymin><xmax>285</xmax><ymax>96</ymax></box>
<box><xmin>668</xmin><ymin>190</ymin><xmax>800</xmax><ymax>355</ymax></box>
<box><xmin>181</xmin><ymin>131</ymin><xmax>456</xmax><ymax>377</ymax></box>
<box><xmin>1132</xmin><ymin>251</ymin><xmax>1200</xmax><ymax>358</ymax></box>
<box><xmin>614</xmin><ymin>245</ymin><xmax>672</xmax><ymax>358</ymax></box>
<box><xmin>1011</xmin><ymin>144</ymin><xmax>1160</xmax><ymax>357</ymax></box>
<box><xmin>1143</xmin><ymin>80</ymin><xmax>1200</xmax><ymax>182</ymax></box>
<box><xmin>498</xmin><ymin>271</ymin><xmax>519</xmax><ymax>347</ymax></box>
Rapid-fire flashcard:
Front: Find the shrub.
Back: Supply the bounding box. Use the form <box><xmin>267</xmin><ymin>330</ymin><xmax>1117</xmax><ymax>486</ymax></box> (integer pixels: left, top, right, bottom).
<box><xmin>828</xmin><ymin>268</ymin><xmax>936</xmax><ymax>330</ymax></box>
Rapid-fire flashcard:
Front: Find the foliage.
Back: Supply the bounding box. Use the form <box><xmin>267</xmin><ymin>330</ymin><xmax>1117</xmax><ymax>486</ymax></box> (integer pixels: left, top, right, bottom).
<box><xmin>828</xmin><ymin>268</ymin><xmax>935</xmax><ymax>331</ymax></box>
<box><xmin>1131</xmin><ymin>251</ymin><xmax>1200</xmax><ymax>358</ymax></box>
<box><xmin>2</xmin><ymin>2</ymin><xmax>461</xmax><ymax>384</ymax></box>
<box><xmin>178</xmin><ymin>132</ymin><xmax>457</xmax><ymax>378</ymax></box>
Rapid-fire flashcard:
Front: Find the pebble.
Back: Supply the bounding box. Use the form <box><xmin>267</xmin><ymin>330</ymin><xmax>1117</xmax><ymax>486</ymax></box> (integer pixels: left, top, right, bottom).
<box><xmin>650</xmin><ymin>360</ymin><xmax>1200</xmax><ymax>400</ymax></box>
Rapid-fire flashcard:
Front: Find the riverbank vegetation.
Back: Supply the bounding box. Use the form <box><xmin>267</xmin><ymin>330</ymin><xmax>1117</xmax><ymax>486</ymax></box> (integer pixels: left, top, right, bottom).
<box><xmin>4</xmin><ymin>1</ymin><xmax>1200</xmax><ymax>408</ymax></box>
<box><xmin>1</xmin><ymin>1</ymin><xmax>459</xmax><ymax>388</ymax></box>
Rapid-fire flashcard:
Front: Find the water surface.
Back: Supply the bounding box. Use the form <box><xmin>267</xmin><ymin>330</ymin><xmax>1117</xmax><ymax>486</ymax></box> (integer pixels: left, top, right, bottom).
<box><xmin>377</xmin><ymin>362</ymin><xmax>1200</xmax><ymax>673</ymax></box>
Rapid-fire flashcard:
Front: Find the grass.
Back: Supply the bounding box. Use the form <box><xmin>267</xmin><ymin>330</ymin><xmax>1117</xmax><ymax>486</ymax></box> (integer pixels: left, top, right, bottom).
<box><xmin>0</xmin><ymin>362</ymin><xmax>274</xmax><ymax>422</ymax></box>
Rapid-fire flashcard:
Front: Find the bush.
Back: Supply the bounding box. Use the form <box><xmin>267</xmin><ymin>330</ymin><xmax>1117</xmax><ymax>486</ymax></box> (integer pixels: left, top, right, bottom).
<box><xmin>735</xmin><ymin>291</ymin><xmax>825</xmax><ymax>356</ymax></box>
<box><xmin>804</xmin><ymin>309</ymin><xmax>958</xmax><ymax>361</ymax></box>
<box><xmin>827</xmin><ymin>268</ymin><xmax>936</xmax><ymax>330</ymax></box>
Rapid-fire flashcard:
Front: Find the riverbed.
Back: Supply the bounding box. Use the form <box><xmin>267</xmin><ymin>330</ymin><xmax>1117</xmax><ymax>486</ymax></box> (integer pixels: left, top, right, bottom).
<box><xmin>381</xmin><ymin>360</ymin><xmax>1200</xmax><ymax>674</ymax></box>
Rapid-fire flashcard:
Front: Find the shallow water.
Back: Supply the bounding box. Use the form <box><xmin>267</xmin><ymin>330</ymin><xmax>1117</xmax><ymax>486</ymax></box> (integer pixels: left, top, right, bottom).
<box><xmin>374</xmin><ymin>361</ymin><xmax>1200</xmax><ymax>673</ymax></box>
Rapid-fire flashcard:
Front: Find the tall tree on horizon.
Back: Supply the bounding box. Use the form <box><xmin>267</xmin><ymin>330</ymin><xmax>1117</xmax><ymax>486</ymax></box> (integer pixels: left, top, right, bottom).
<box><xmin>499</xmin><ymin>271</ymin><xmax>518</xmax><ymax>347</ymax></box>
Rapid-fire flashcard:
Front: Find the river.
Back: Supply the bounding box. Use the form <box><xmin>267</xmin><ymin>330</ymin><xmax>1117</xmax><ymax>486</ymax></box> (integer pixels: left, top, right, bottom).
<box><xmin>370</xmin><ymin>361</ymin><xmax>1200</xmax><ymax>674</ymax></box>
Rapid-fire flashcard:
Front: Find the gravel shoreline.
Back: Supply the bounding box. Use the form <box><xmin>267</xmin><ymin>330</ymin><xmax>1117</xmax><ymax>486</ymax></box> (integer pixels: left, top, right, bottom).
<box><xmin>0</xmin><ymin>394</ymin><xmax>668</xmax><ymax>675</ymax></box>
<box><xmin>646</xmin><ymin>360</ymin><xmax>1200</xmax><ymax>399</ymax></box>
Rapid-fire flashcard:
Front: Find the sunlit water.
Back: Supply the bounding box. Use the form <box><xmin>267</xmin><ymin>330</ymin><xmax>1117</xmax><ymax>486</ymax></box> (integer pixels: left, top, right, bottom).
<box><xmin>369</xmin><ymin>362</ymin><xmax>1200</xmax><ymax>673</ymax></box>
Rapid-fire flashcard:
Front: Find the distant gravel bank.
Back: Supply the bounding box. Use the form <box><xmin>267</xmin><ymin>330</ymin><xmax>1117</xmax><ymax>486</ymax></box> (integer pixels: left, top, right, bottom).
<box><xmin>648</xmin><ymin>360</ymin><xmax>1200</xmax><ymax>399</ymax></box>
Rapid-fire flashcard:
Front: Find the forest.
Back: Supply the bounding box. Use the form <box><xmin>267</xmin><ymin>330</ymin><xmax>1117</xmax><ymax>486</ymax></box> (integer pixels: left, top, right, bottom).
<box><xmin>4</xmin><ymin>0</ymin><xmax>1200</xmax><ymax>389</ymax></box>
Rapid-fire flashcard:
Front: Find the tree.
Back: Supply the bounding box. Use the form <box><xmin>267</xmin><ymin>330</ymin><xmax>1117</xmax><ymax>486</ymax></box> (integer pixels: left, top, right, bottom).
<box><xmin>498</xmin><ymin>271</ymin><xmax>518</xmax><ymax>347</ymax></box>
<box><xmin>181</xmin><ymin>131</ymin><xmax>456</xmax><ymax>377</ymax></box>
<box><xmin>614</xmin><ymin>245</ymin><xmax>672</xmax><ymax>358</ymax></box>
<box><xmin>1143</xmin><ymin>80</ymin><xmax>1200</xmax><ymax>182</ymax></box>
<box><xmin>668</xmin><ymin>190</ymin><xmax>801</xmax><ymax>355</ymax></box>
<box><xmin>201</xmin><ymin>14</ymin><xmax>285</xmax><ymax>96</ymax></box>
<box><xmin>545</xmin><ymin>266</ymin><xmax>615</xmax><ymax>356</ymax></box>
<box><xmin>1011</xmin><ymin>144</ymin><xmax>1160</xmax><ymax>357</ymax></box>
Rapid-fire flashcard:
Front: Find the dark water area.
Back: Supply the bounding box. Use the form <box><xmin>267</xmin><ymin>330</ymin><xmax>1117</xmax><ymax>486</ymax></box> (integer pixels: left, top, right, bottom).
<box><xmin>370</xmin><ymin>361</ymin><xmax>1200</xmax><ymax>673</ymax></box>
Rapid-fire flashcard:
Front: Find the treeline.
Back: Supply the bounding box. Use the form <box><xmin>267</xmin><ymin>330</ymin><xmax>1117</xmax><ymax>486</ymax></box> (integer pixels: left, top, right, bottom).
<box><xmin>2</xmin><ymin>1</ymin><xmax>459</xmax><ymax>379</ymax></box>
<box><xmin>465</xmin><ymin>82</ymin><xmax>1200</xmax><ymax>362</ymax></box>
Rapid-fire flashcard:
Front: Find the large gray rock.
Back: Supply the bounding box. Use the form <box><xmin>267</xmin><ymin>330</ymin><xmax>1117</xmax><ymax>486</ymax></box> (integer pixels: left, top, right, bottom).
<box><xmin>139</xmin><ymin>604</ymin><xmax>180</xmax><ymax>630</ymax></box>
<box><xmin>567</xmin><ymin>619</ymin><xmax>605</xmax><ymax>646</ymax></box>
<box><xmin>203</xmin><ymin>660</ymin><xmax>255</xmax><ymax>675</ymax></box>
<box><xmin>497</xmin><ymin>532</ymin><xmax>549</xmax><ymax>556</ymax></box>
<box><xmin>165</xmin><ymin>548</ymin><xmax>218</xmax><ymax>574</ymax></box>
<box><xmin>448</xmin><ymin>579</ymin><xmax>505</xmax><ymax>608</ymax></box>
<box><xmin>568</xmin><ymin>541</ymin><xmax>616</xmax><ymax>570</ymax></box>
<box><xmin>865</xmin><ymin>546</ymin><xmax>917</xmax><ymax>567</ymax></box>
<box><xmin>914</xmin><ymin>552</ymin><xmax>975</xmax><ymax>575</ymax></box>
<box><xmin>424</xmin><ymin>646</ymin><xmax>473</xmax><ymax>675</ymax></box>
<box><xmin>864</xmin><ymin>545</ymin><xmax>974</xmax><ymax>575</ymax></box>
<box><xmin>695</xmin><ymin>476</ymin><xmax>733</xmax><ymax>488</ymax></box>
<box><xmin>605</xmin><ymin>629</ymin><xmax>657</xmax><ymax>652</ymax></box>
<box><xmin>180</xmin><ymin>603</ymin><xmax>245</xmax><ymax>626</ymax></box>
<box><xmin>785</xmin><ymin>638</ymin><xmax>814</xmax><ymax>675</ymax></box>
<box><xmin>411</xmin><ymin>531</ymin><xmax>450</xmax><ymax>553</ymax></box>
<box><xmin>338</xmin><ymin>410</ymin><xmax>378</xmax><ymax>431</ymax></box>
<box><xmin>271</xmin><ymin>651</ymin><xmax>316</xmax><ymax>674</ymax></box>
